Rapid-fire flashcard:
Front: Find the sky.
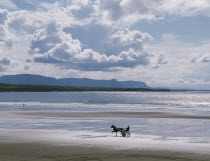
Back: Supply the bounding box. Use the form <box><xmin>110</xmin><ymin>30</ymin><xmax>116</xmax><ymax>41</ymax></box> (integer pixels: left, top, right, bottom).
<box><xmin>0</xmin><ymin>0</ymin><xmax>210</xmax><ymax>89</ymax></box>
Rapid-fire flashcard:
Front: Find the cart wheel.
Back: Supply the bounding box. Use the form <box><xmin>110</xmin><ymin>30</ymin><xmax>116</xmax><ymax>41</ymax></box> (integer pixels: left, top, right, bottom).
<box><xmin>121</xmin><ymin>130</ymin><xmax>126</xmax><ymax>137</ymax></box>
<box><xmin>126</xmin><ymin>131</ymin><xmax>131</xmax><ymax>137</ymax></box>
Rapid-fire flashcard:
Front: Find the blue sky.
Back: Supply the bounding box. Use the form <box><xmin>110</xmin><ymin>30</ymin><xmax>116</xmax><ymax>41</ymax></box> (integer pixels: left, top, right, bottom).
<box><xmin>0</xmin><ymin>0</ymin><xmax>210</xmax><ymax>89</ymax></box>
<box><xmin>134</xmin><ymin>15</ymin><xmax>210</xmax><ymax>43</ymax></box>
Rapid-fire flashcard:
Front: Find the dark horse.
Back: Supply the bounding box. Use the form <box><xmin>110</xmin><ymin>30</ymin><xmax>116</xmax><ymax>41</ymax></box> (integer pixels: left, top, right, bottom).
<box><xmin>111</xmin><ymin>125</ymin><xmax>130</xmax><ymax>137</ymax></box>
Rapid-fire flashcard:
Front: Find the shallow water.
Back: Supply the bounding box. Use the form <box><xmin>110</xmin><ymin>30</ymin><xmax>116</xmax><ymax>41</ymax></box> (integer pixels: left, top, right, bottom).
<box><xmin>0</xmin><ymin>91</ymin><xmax>210</xmax><ymax>113</ymax></box>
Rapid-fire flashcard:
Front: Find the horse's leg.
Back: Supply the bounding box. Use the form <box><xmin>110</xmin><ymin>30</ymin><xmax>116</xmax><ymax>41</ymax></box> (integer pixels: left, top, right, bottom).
<box><xmin>116</xmin><ymin>132</ymin><xmax>117</xmax><ymax>136</ymax></box>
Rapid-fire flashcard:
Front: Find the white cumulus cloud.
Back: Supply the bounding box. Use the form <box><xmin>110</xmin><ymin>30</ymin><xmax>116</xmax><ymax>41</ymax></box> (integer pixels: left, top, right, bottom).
<box><xmin>191</xmin><ymin>53</ymin><xmax>210</xmax><ymax>63</ymax></box>
<box><xmin>110</xmin><ymin>28</ymin><xmax>153</xmax><ymax>50</ymax></box>
<box><xmin>99</xmin><ymin>0</ymin><xmax>210</xmax><ymax>26</ymax></box>
<box><xmin>28</xmin><ymin>23</ymin><xmax>162</xmax><ymax>71</ymax></box>
<box><xmin>0</xmin><ymin>0</ymin><xmax>17</xmax><ymax>9</ymax></box>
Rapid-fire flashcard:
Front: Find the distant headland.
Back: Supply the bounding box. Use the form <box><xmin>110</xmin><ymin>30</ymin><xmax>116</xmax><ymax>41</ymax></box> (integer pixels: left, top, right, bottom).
<box><xmin>0</xmin><ymin>74</ymin><xmax>170</xmax><ymax>92</ymax></box>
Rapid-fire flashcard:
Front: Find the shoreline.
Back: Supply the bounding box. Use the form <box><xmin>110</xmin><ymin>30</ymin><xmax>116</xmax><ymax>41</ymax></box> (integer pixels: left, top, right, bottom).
<box><xmin>0</xmin><ymin>142</ymin><xmax>210</xmax><ymax>161</ymax></box>
<box><xmin>16</xmin><ymin>111</ymin><xmax>210</xmax><ymax>120</ymax></box>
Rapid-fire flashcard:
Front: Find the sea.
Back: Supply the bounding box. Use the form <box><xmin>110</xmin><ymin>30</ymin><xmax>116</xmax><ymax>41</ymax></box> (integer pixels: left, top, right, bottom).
<box><xmin>1</xmin><ymin>91</ymin><xmax>210</xmax><ymax>152</ymax></box>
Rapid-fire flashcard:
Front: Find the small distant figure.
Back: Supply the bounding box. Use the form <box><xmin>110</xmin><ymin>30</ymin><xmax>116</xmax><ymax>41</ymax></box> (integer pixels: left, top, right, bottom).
<box><xmin>111</xmin><ymin>125</ymin><xmax>131</xmax><ymax>137</ymax></box>
<box><xmin>23</xmin><ymin>103</ymin><xmax>26</xmax><ymax>111</ymax></box>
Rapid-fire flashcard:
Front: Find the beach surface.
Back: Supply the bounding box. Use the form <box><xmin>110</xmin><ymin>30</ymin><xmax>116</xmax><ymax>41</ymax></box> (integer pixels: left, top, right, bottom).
<box><xmin>1</xmin><ymin>92</ymin><xmax>210</xmax><ymax>160</ymax></box>
<box><xmin>1</xmin><ymin>143</ymin><xmax>210</xmax><ymax>161</ymax></box>
<box><xmin>0</xmin><ymin>111</ymin><xmax>210</xmax><ymax>160</ymax></box>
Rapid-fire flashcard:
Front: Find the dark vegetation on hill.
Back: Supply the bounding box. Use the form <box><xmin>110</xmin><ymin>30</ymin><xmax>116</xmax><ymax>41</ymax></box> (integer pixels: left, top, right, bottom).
<box><xmin>0</xmin><ymin>83</ymin><xmax>170</xmax><ymax>92</ymax></box>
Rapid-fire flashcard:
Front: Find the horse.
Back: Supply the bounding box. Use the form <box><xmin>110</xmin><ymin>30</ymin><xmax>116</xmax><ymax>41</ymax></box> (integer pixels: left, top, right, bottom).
<box><xmin>111</xmin><ymin>125</ymin><xmax>130</xmax><ymax>137</ymax></box>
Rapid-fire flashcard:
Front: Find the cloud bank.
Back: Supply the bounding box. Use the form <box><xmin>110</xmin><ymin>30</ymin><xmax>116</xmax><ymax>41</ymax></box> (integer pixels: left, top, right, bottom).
<box><xmin>0</xmin><ymin>0</ymin><xmax>210</xmax><ymax>89</ymax></box>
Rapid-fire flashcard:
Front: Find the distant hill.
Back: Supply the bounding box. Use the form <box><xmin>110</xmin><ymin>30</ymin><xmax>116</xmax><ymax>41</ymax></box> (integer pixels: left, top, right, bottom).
<box><xmin>0</xmin><ymin>83</ymin><xmax>166</xmax><ymax>92</ymax></box>
<box><xmin>0</xmin><ymin>74</ymin><xmax>150</xmax><ymax>89</ymax></box>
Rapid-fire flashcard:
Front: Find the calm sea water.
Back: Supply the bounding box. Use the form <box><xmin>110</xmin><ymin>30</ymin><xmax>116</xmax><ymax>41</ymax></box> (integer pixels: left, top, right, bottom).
<box><xmin>0</xmin><ymin>91</ymin><xmax>210</xmax><ymax>113</ymax></box>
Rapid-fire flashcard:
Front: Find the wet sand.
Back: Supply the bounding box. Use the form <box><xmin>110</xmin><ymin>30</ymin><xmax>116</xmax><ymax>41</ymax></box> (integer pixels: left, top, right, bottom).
<box><xmin>4</xmin><ymin>111</ymin><xmax>210</xmax><ymax>160</ymax></box>
<box><xmin>17</xmin><ymin>111</ymin><xmax>210</xmax><ymax>119</ymax></box>
<box><xmin>0</xmin><ymin>143</ymin><xmax>210</xmax><ymax>161</ymax></box>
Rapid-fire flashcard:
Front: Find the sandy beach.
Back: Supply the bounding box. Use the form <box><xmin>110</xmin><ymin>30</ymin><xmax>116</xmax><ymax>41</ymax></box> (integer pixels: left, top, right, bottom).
<box><xmin>1</xmin><ymin>143</ymin><xmax>210</xmax><ymax>161</ymax></box>
<box><xmin>1</xmin><ymin>91</ymin><xmax>210</xmax><ymax>161</ymax></box>
<box><xmin>0</xmin><ymin>111</ymin><xmax>208</xmax><ymax>160</ymax></box>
